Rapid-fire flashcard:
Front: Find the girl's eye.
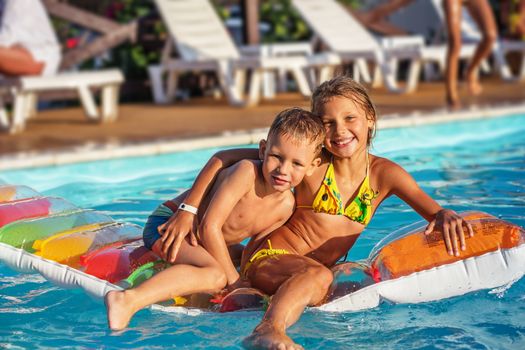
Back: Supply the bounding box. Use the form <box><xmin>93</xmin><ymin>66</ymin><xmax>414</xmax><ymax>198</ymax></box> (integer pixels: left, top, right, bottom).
<box><xmin>345</xmin><ymin>116</ymin><xmax>354</xmax><ymax>121</ymax></box>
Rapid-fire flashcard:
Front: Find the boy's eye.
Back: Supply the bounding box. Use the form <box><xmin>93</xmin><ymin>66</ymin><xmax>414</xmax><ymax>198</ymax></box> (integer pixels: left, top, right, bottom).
<box><xmin>293</xmin><ymin>161</ymin><xmax>304</xmax><ymax>167</ymax></box>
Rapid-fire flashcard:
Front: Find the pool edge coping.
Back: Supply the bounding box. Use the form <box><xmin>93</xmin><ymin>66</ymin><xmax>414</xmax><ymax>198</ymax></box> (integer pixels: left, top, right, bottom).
<box><xmin>2</xmin><ymin>102</ymin><xmax>525</xmax><ymax>171</ymax></box>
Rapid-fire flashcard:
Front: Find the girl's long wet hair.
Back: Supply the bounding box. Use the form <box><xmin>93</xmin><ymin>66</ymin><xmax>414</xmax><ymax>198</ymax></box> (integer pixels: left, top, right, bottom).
<box><xmin>311</xmin><ymin>76</ymin><xmax>377</xmax><ymax>146</ymax></box>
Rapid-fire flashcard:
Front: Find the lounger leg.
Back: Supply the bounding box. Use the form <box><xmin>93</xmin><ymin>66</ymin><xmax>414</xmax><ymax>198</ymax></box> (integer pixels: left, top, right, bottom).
<box><xmin>78</xmin><ymin>85</ymin><xmax>100</xmax><ymax>121</ymax></box>
<box><xmin>166</xmin><ymin>71</ymin><xmax>179</xmax><ymax>102</ymax></box>
<box><xmin>277</xmin><ymin>68</ymin><xmax>287</xmax><ymax>92</ymax></box>
<box><xmin>246</xmin><ymin>69</ymin><xmax>262</xmax><ymax>107</ymax></box>
<box><xmin>217</xmin><ymin>61</ymin><xmax>245</xmax><ymax>106</ymax></box>
<box><xmin>493</xmin><ymin>47</ymin><xmax>514</xmax><ymax>81</ymax></box>
<box><xmin>372</xmin><ymin>64</ymin><xmax>383</xmax><ymax>88</ymax></box>
<box><xmin>356</xmin><ymin>59</ymin><xmax>372</xmax><ymax>84</ymax></box>
<box><xmin>404</xmin><ymin>59</ymin><xmax>422</xmax><ymax>93</ymax></box>
<box><xmin>0</xmin><ymin>96</ymin><xmax>10</xmax><ymax>131</ymax></box>
<box><xmin>24</xmin><ymin>93</ymin><xmax>38</xmax><ymax>119</ymax></box>
<box><xmin>101</xmin><ymin>84</ymin><xmax>120</xmax><ymax>122</ymax></box>
<box><xmin>318</xmin><ymin>66</ymin><xmax>335</xmax><ymax>86</ymax></box>
<box><xmin>148</xmin><ymin>64</ymin><xmax>168</xmax><ymax>104</ymax></box>
<box><xmin>290</xmin><ymin>66</ymin><xmax>311</xmax><ymax>97</ymax></box>
<box><xmin>11</xmin><ymin>92</ymin><xmax>28</xmax><ymax>134</ymax></box>
<box><xmin>262</xmin><ymin>70</ymin><xmax>276</xmax><ymax>99</ymax></box>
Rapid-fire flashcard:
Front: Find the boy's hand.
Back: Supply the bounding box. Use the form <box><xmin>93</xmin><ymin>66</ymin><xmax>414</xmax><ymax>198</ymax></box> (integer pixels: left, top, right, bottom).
<box><xmin>158</xmin><ymin>210</ymin><xmax>198</xmax><ymax>263</ymax></box>
<box><xmin>425</xmin><ymin>209</ymin><xmax>474</xmax><ymax>257</ymax></box>
<box><xmin>227</xmin><ymin>277</ymin><xmax>251</xmax><ymax>292</ymax></box>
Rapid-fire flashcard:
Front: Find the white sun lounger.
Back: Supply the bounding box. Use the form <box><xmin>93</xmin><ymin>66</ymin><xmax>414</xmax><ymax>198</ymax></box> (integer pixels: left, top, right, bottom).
<box><xmin>291</xmin><ymin>0</ymin><xmax>425</xmax><ymax>94</ymax></box>
<box><xmin>149</xmin><ymin>0</ymin><xmax>339</xmax><ymax>107</ymax></box>
<box><xmin>0</xmin><ymin>69</ymin><xmax>124</xmax><ymax>134</ymax></box>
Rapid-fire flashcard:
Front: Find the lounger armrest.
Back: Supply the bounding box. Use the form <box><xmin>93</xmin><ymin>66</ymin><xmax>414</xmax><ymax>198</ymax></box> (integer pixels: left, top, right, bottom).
<box><xmin>239</xmin><ymin>42</ymin><xmax>313</xmax><ymax>57</ymax></box>
<box><xmin>379</xmin><ymin>36</ymin><xmax>424</xmax><ymax>50</ymax></box>
<box><xmin>18</xmin><ymin>70</ymin><xmax>124</xmax><ymax>91</ymax></box>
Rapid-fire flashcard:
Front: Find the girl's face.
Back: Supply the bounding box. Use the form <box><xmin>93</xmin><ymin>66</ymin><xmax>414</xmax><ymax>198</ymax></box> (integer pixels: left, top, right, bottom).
<box><xmin>320</xmin><ymin>96</ymin><xmax>374</xmax><ymax>159</ymax></box>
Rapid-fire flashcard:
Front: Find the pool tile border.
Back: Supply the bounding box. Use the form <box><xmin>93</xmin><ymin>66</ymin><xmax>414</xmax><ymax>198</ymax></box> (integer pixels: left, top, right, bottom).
<box><xmin>2</xmin><ymin>103</ymin><xmax>525</xmax><ymax>171</ymax></box>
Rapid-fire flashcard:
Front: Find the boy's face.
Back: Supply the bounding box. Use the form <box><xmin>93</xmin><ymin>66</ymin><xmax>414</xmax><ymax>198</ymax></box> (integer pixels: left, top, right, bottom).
<box><xmin>259</xmin><ymin>133</ymin><xmax>320</xmax><ymax>192</ymax></box>
<box><xmin>320</xmin><ymin>96</ymin><xmax>374</xmax><ymax>159</ymax></box>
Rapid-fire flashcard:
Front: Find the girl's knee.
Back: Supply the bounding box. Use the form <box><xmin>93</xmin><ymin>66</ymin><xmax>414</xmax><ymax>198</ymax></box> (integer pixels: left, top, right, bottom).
<box><xmin>307</xmin><ymin>264</ymin><xmax>333</xmax><ymax>290</ymax></box>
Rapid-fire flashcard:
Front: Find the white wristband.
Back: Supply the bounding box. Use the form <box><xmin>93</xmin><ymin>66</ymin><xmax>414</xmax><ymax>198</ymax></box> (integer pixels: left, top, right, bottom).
<box><xmin>178</xmin><ymin>202</ymin><xmax>198</xmax><ymax>215</ymax></box>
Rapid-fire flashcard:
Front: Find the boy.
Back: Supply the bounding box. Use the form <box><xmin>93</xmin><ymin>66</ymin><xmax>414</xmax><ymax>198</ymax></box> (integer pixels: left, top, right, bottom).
<box><xmin>105</xmin><ymin>107</ymin><xmax>324</xmax><ymax>330</ymax></box>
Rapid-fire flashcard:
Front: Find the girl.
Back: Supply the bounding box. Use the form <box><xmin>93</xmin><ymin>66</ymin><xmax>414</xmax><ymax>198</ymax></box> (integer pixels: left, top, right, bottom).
<box><xmin>160</xmin><ymin>76</ymin><xmax>474</xmax><ymax>349</ymax></box>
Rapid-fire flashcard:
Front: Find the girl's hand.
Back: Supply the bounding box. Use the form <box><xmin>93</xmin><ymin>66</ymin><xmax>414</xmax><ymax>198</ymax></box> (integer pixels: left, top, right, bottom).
<box><xmin>425</xmin><ymin>209</ymin><xmax>474</xmax><ymax>256</ymax></box>
<box><xmin>158</xmin><ymin>210</ymin><xmax>198</xmax><ymax>263</ymax></box>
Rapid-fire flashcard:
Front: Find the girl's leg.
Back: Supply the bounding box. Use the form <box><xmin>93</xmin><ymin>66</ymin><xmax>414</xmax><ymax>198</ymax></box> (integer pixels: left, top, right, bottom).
<box><xmin>443</xmin><ymin>0</ymin><xmax>463</xmax><ymax>108</ymax></box>
<box><xmin>105</xmin><ymin>241</ymin><xmax>226</xmax><ymax>330</ymax></box>
<box><xmin>464</xmin><ymin>0</ymin><xmax>498</xmax><ymax>95</ymax></box>
<box><xmin>243</xmin><ymin>254</ymin><xmax>334</xmax><ymax>350</ymax></box>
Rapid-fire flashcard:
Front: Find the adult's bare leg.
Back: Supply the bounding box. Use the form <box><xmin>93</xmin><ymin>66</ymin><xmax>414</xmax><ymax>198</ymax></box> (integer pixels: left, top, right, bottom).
<box><xmin>443</xmin><ymin>0</ymin><xmax>463</xmax><ymax>108</ymax></box>
<box><xmin>0</xmin><ymin>46</ymin><xmax>44</xmax><ymax>76</ymax></box>
<box><xmin>464</xmin><ymin>0</ymin><xmax>498</xmax><ymax>95</ymax></box>
<box><xmin>105</xmin><ymin>240</ymin><xmax>227</xmax><ymax>330</ymax></box>
<box><xmin>243</xmin><ymin>255</ymin><xmax>334</xmax><ymax>350</ymax></box>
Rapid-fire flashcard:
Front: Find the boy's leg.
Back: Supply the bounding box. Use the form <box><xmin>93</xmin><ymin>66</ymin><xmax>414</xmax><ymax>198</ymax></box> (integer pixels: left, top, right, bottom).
<box><xmin>105</xmin><ymin>240</ymin><xmax>227</xmax><ymax>330</ymax></box>
<box><xmin>0</xmin><ymin>46</ymin><xmax>44</xmax><ymax>76</ymax></box>
<box><xmin>243</xmin><ymin>254</ymin><xmax>333</xmax><ymax>350</ymax></box>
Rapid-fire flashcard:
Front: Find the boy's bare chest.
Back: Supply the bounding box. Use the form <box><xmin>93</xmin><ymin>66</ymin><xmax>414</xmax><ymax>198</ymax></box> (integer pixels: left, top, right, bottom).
<box><xmin>222</xmin><ymin>192</ymin><xmax>291</xmax><ymax>243</ymax></box>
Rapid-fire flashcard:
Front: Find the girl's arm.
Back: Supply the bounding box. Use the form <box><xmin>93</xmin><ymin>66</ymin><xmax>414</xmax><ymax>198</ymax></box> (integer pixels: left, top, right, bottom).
<box><xmin>382</xmin><ymin>160</ymin><xmax>474</xmax><ymax>256</ymax></box>
<box><xmin>199</xmin><ymin>160</ymin><xmax>257</xmax><ymax>287</ymax></box>
<box><xmin>160</xmin><ymin>148</ymin><xmax>259</xmax><ymax>262</ymax></box>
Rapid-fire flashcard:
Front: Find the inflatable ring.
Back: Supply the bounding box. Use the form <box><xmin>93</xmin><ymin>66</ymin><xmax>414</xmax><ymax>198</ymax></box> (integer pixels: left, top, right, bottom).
<box><xmin>0</xmin><ymin>185</ymin><xmax>524</xmax><ymax>314</ymax></box>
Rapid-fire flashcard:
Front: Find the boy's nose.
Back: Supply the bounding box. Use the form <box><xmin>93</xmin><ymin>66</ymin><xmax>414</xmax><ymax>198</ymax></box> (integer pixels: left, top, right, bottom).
<box><xmin>278</xmin><ymin>161</ymin><xmax>291</xmax><ymax>174</ymax></box>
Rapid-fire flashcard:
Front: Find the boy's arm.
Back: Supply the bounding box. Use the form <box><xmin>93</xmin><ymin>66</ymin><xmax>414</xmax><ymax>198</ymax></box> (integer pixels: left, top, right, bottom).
<box><xmin>159</xmin><ymin>148</ymin><xmax>259</xmax><ymax>262</ymax></box>
<box><xmin>199</xmin><ymin>160</ymin><xmax>257</xmax><ymax>287</ymax></box>
<box><xmin>383</xmin><ymin>160</ymin><xmax>474</xmax><ymax>256</ymax></box>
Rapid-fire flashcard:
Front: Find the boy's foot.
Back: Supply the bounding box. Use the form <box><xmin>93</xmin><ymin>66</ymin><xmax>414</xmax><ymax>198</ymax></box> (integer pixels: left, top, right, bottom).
<box><xmin>242</xmin><ymin>323</ymin><xmax>303</xmax><ymax>350</ymax></box>
<box><xmin>105</xmin><ymin>290</ymin><xmax>135</xmax><ymax>331</ymax></box>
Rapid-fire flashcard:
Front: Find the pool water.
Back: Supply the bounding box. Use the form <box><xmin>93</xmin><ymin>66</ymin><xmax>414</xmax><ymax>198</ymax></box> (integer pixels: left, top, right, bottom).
<box><xmin>1</xmin><ymin>115</ymin><xmax>524</xmax><ymax>349</ymax></box>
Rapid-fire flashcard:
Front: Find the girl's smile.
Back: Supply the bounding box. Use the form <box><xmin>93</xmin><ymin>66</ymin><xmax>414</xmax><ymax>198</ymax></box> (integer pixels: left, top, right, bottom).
<box><xmin>321</xmin><ymin>96</ymin><xmax>373</xmax><ymax>158</ymax></box>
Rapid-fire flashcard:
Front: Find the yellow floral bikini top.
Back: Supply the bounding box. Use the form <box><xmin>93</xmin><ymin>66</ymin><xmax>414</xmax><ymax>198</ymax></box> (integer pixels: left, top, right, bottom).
<box><xmin>299</xmin><ymin>158</ymin><xmax>378</xmax><ymax>226</ymax></box>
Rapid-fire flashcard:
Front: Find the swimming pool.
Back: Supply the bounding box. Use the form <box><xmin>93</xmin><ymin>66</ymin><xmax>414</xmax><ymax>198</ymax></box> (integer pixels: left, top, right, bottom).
<box><xmin>1</xmin><ymin>114</ymin><xmax>524</xmax><ymax>349</ymax></box>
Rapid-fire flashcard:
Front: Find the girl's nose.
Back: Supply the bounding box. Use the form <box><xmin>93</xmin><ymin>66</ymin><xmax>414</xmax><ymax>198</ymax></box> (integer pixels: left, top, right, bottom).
<box><xmin>335</xmin><ymin>121</ymin><xmax>347</xmax><ymax>135</ymax></box>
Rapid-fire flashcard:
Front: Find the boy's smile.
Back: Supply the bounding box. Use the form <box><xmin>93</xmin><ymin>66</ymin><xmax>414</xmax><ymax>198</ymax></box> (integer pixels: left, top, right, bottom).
<box><xmin>259</xmin><ymin>133</ymin><xmax>320</xmax><ymax>192</ymax></box>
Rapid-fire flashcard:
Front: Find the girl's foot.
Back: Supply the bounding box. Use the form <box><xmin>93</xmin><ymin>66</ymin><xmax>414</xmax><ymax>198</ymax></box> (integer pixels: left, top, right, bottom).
<box><xmin>243</xmin><ymin>323</ymin><xmax>303</xmax><ymax>350</ymax></box>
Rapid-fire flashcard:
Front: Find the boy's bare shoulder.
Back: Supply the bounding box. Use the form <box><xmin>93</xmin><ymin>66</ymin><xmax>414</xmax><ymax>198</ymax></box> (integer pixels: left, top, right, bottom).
<box><xmin>229</xmin><ymin>159</ymin><xmax>260</xmax><ymax>177</ymax></box>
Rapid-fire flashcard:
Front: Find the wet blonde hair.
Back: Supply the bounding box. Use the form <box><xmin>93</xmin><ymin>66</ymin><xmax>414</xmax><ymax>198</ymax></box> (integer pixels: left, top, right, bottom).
<box><xmin>268</xmin><ymin>107</ymin><xmax>325</xmax><ymax>156</ymax></box>
<box><xmin>311</xmin><ymin>76</ymin><xmax>377</xmax><ymax>146</ymax></box>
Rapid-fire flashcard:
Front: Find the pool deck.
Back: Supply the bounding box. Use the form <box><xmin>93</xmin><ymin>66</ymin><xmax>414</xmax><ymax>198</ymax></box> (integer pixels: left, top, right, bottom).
<box><xmin>1</xmin><ymin>77</ymin><xmax>525</xmax><ymax>170</ymax></box>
